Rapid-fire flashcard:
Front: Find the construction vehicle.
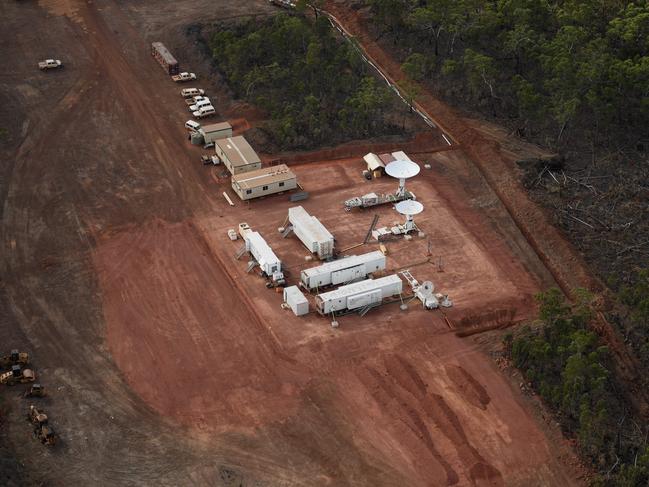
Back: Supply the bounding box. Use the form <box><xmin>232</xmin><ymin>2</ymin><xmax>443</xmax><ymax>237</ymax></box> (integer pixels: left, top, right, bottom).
<box><xmin>0</xmin><ymin>349</ymin><xmax>29</xmax><ymax>368</ymax></box>
<box><xmin>24</xmin><ymin>383</ymin><xmax>46</xmax><ymax>398</ymax></box>
<box><xmin>0</xmin><ymin>365</ymin><xmax>36</xmax><ymax>385</ymax></box>
<box><xmin>36</xmin><ymin>424</ymin><xmax>56</xmax><ymax>446</ymax></box>
<box><xmin>171</xmin><ymin>71</ymin><xmax>196</xmax><ymax>82</ymax></box>
<box><xmin>38</xmin><ymin>59</ymin><xmax>63</xmax><ymax>70</ymax></box>
<box><xmin>28</xmin><ymin>405</ymin><xmax>49</xmax><ymax>427</ymax></box>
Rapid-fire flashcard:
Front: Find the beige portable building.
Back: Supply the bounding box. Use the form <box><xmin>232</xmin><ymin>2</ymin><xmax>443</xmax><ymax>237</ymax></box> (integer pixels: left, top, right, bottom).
<box><xmin>215</xmin><ymin>136</ymin><xmax>262</xmax><ymax>175</ymax></box>
<box><xmin>200</xmin><ymin>122</ymin><xmax>232</xmax><ymax>144</ymax></box>
<box><xmin>231</xmin><ymin>164</ymin><xmax>297</xmax><ymax>200</ymax></box>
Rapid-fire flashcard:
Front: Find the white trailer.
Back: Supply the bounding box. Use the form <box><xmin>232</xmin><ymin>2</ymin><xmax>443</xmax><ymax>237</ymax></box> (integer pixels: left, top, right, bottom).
<box><xmin>315</xmin><ymin>274</ymin><xmax>403</xmax><ymax>315</ymax></box>
<box><xmin>287</xmin><ymin>206</ymin><xmax>334</xmax><ymax>260</ymax></box>
<box><xmin>244</xmin><ymin>231</ymin><xmax>285</xmax><ymax>285</ymax></box>
<box><xmin>283</xmin><ymin>286</ymin><xmax>309</xmax><ymax>316</ymax></box>
<box><xmin>300</xmin><ymin>251</ymin><xmax>386</xmax><ymax>290</ymax></box>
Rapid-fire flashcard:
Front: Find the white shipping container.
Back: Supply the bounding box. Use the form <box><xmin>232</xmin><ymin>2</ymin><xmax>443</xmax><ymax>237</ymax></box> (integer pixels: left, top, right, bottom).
<box><xmin>245</xmin><ymin>232</ymin><xmax>282</xmax><ymax>277</ymax></box>
<box><xmin>315</xmin><ymin>274</ymin><xmax>403</xmax><ymax>314</ymax></box>
<box><xmin>288</xmin><ymin>206</ymin><xmax>334</xmax><ymax>260</ymax></box>
<box><xmin>283</xmin><ymin>286</ymin><xmax>309</xmax><ymax>316</ymax></box>
<box><xmin>301</xmin><ymin>251</ymin><xmax>386</xmax><ymax>290</ymax></box>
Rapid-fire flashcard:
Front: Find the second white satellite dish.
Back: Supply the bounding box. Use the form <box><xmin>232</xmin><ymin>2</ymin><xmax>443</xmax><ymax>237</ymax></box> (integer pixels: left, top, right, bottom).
<box><xmin>395</xmin><ymin>199</ymin><xmax>424</xmax><ymax>216</ymax></box>
<box><xmin>385</xmin><ymin>159</ymin><xmax>420</xmax><ymax>180</ymax></box>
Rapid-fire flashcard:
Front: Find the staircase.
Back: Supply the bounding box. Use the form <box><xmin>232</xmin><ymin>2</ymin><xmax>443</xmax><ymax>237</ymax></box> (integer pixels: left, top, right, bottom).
<box><xmin>281</xmin><ymin>224</ymin><xmax>294</xmax><ymax>238</ymax></box>
<box><xmin>234</xmin><ymin>245</ymin><xmax>247</xmax><ymax>260</ymax></box>
<box><xmin>246</xmin><ymin>260</ymin><xmax>257</xmax><ymax>273</ymax></box>
<box><xmin>358</xmin><ymin>303</ymin><xmax>379</xmax><ymax>317</ymax></box>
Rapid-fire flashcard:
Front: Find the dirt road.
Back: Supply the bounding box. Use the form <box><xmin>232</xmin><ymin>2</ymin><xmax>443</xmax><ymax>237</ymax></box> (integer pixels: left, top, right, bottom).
<box><xmin>1</xmin><ymin>0</ymin><xmax>583</xmax><ymax>485</ymax></box>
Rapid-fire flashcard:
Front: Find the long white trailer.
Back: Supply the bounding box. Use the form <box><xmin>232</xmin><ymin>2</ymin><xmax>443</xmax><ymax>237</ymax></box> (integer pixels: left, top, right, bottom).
<box><xmin>300</xmin><ymin>251</ymin><xmax>386</xmax><ymax>290</ymax></box>
<box><xmin>245</xmin><ymin>231</ymin><xmax>285</xmax><ymax>285</ymax></box>
<box><xmin>287</xmin><ymin>206</ymin><xmax>334</xmax><ymax>260</ymax></box>
<box><xmin>315</xmin><ymin>274</ymin><xmax>403</xmax><ymax>315</ymax></box>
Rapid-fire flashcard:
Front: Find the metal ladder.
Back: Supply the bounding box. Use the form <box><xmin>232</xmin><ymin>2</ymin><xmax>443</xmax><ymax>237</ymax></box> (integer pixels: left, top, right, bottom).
<box><xmin>281</xmin><ymin>224</ymin><xmax>294</xmax><ymax>238</ymax></box>
<box><xmin>399</xmin><ymin>269</ymin><xmax>419</xmax><ymax>290</ymax></box>
<box><xmin>234</xmin><ymin>245</ymin><xmax>247</xmax><ymax>260</ymax></box>
<box><xmin>246</xmin><ymin>260</ymin><xmax>257</xmax><ymax>273</ymax></box>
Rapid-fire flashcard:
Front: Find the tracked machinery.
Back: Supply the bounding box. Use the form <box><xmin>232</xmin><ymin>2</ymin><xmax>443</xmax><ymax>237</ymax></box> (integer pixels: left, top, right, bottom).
<box><xmin>28</xmin><ymin>405</ymin><xmax>56</xmax><ymax>446</ymax></box>
<box><xmin>0</xmin><ymin>364</ymin><xmax>36</xmax><ymax>386</ymax></box>
<box><xmin>0</xmin><ymin>349</ymin><xmax>29</xmax><ymax>368</ymax></box>
<box><xmin>24</xmin><ymin>383</ymin><xmax>46</xmax><ymax>398</ymax></box>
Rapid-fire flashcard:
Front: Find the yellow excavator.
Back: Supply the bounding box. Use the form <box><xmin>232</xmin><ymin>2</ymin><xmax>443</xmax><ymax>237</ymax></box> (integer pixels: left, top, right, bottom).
<box><xmin>0</xmin><ymin>350</ymin><xmax>29</xmax><ymax>368</ymax></box>
<box><xmin>28</xmin><ymin>405</ymin><xmax>56</xmax><ymax>446</ymax></box>
<box><xmin>0</xmin><ymin>365</ymin><xmax>36</xmax><ymax>386</ymax></box>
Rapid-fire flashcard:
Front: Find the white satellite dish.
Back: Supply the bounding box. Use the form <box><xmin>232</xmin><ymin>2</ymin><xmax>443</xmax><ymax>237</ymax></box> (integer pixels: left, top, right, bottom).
<box><xmin>395</xmin><ymin>199</ymin><xmax>424</xmax><ymax>216</ymax></box>
<box><xmin>385</xmin><ymin>159</ymin><xmax>420</xmax><ymax>179</ymax></box>
<box><xmin>386</xmin><ymin>159</ymin><xmax>420</xmax><ymax>198</ymax></box>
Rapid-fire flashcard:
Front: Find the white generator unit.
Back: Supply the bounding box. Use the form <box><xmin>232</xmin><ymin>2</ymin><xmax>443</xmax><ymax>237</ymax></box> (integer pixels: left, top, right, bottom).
<box><xmin>287</xmin><ymin>206</ymin><xmax>334</xmax><ymax>260</ymax></box>
<box><xmin>244</xmin><ymin>231</ymin><xmax>285</xmax><ymax>285</ymax></box>
<box><xmin>315</xmin><ymin>274</ymin><xmax>403</xmax><ymax>315</ymax></box>
<box><xmin>283</xmin><ymin>286</ymin><xmax>309</xmax><ymax>316</ymax></box>
<box><xmin>300</xmin><ymin>251</ymin><xmax>386</xmax><ymax>290</ymax></box>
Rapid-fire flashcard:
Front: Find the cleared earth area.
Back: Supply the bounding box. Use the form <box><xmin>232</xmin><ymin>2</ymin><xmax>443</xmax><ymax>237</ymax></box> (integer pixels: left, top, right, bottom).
<box><xmin>1</xmin><ymin>0</ymin><xmax>582</xmax><ymax>485</ymax></box>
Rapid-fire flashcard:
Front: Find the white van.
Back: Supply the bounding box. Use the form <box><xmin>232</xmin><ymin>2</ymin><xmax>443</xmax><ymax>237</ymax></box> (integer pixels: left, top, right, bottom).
<box><xmin>185</xmin><ymin>120</ymin><xmax>201</xmax><ymax>132</ymax></box>
<box><xmin>181</xmin><ymin>88</ymin><xmax>205</xmax><ymax>98</ymax></box>
<box><xmin>193</xmin><ymin>106</ymin><xmax>215</xmax><ymax>118</ymax></box>
<box><xmin>189</xmin><ymin>98</ymin><xmax>212</xmax><ymax>112</ymax></box>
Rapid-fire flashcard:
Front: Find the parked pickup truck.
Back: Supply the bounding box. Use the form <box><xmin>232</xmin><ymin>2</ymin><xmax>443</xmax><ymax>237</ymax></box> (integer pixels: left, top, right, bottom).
<box><xmin>38</xmin><ymin>59</ymin><xmax>63</xmax><ymax>70</ymax></box>
<box><xmin>185</xmin><ymin>95</ymin><xmax>209</xmax><ymax>106</ymax></box>
<box><xmin>201</xmin><ymin>154</ymin><xmax>220</xmax><ymax>165</ymax></box>
<box><xmin>192</xmin><ymin>106</ymin><xmax>215</xmax><ymax>118</ymax></box>
<box><xmin>189</xmin><ymin>98</ymin><xmax>212</xmax><ymax>112</ymax></box>
<box><xmin>171</xmin><ymin>72</ymin><xmax>196</xmax><ymax>82</ymax></box>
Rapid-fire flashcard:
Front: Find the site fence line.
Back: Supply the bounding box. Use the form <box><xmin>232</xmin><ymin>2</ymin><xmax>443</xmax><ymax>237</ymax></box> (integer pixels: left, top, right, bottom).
<box><xmin>314</xmin><ymin>8</ymin><xmax>452</xmax><ymax>144</ymax></box>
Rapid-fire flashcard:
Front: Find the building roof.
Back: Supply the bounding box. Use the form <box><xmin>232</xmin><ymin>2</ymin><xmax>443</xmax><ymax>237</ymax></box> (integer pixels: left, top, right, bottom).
<box><xmin>391</xmin><ymin>150</ymin><xmax>413</xmax><ymax>162</ymax></box>
<box><xmin>232</xmin><ymin>164</ymin><xmax>296</xmax><ymax>190</ymax></box>
<box><xmin>284</xmin><ymin>285</ymin><xmax>308</xmax><ymax>303</ymax></box>
<box><xmin>364</xmin><ymin>152</ymin><xmax>385</xmax><ymax>171</ymax></box>
<box><xmin>288</xmin><ymin>206</ymin><xmax>334</xmax><ymax>243</ymax></box>
<box><xmin>152</xmin><ymin>42</ymin><xmax>177</xmax><ymax>65</ymax></box>
<box><xmin>378</xmin><ymin>153</ymin><xmax>395</xmax><ymax>165</ymax></box>
<box><xmin>245</xmin><ymin>231</ymin><xmax>280</xmax><ymax>268</ymax></box>
<box><xmin>215</xmin><ymin>136</ymin><xmax>260</xmax><ymax>167</ymax></box>
<box><xmin>201</xmin><ymin>121</ymin><xmax>232</xmax><ymax>133</ymax></box>
<box><xmin>302</xmin><ymin>251</ymin><xmax>384</xmax><ymax>278</ymax></box>
<box><xmin>317</xmin><ymin>274</ymin><xmax>402</xmax><ymax>301</ymax></box>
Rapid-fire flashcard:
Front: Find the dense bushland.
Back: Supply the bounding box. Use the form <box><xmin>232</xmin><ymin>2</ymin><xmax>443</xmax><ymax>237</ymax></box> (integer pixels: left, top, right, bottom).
<box><xmin>367</xmin><ymin>0</ymin><xmax>649</xmax><ymax>146</ymax></box>
<box><xmin>209</xmin><ymin>14</ymin><xmax>409</xmax><ymax>150</ymax></box>
<box><xmin>507</xmin><ymin>289</ymin><xmax>649</xmax><ymax>485</ymax></box>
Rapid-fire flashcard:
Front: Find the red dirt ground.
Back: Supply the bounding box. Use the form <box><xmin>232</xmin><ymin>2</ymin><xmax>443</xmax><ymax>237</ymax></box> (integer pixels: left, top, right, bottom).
<box><xmin>96</xmin><ymin>149</ymin><xmax>575</xmax><ymax>485</ymax></box>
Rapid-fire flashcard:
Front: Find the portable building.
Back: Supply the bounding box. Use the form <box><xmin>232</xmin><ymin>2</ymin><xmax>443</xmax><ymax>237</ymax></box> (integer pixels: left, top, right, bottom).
<box><xmin>315</xmin><ymin>274</ymin><xmax>403</xmax><ymax>314</ymax></box>
<box><xmin>215</xmin><ymin>136</ymin><xmax>262</xmax><ymax>175</ymax></box>
<box><xmin>231</xmin><ymin>164</ymin><xmax>297</xmax><ymax>201</ymax></box>
<box><xmin>364</xmin><ymin>153</ymin><xmax>385</xmax><ymax>174</ymax></box>
<box><xmin>244</xmin><ymin>231</ymin><xmax>284</xmax><ymax>284</ymax></box>
<box><xmin>151</xmin><ymin>42</ymin><xmax>179</xmax><ymax>75</ymax></box>
<box><xmin>300</xmin><ymin>251</ymin><xmax>386</xmax><ymax>290</ymax></box>
<box><xmin>391</xmin><ymin>150</ymin><xmax>413</xmax><ymax>162</ymax></box>
<box><xmin>283</xmin><ymin>286</ymin><xmax>309</xmax><ymax>316</ymax></box>
<box><xmin>200</xmin><ymin>122</ymin><xmax>232</xmax><ymax>144</ymax></box>
<box><xmin>288</xmin><ymin>206</ymin><xmax>334</xmax><ymax>260</ymax></box>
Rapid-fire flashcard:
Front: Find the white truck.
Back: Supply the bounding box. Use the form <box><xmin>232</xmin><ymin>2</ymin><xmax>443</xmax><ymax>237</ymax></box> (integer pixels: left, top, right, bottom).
<box><xmin>180</xmin><ymin>87</ymin><xmax>204</xmax><ymax>98</ymax></box>
<box><xmin>38</xmin><ymin>59</ymin><xmax>63</xmax><ymax>70</ymax></box>
<box><xmin>171</xmin><ymin>72</ymin><xmax>196</xmax><ymax>82</ymax></box>
<box><xmin>184</xmin><ymin>95</ymin><xmax>207</xmax><ymax>106</ymax></box>
<box><xmin>189</xmin><ymin>98</ymin><xmax>212</xmax><ymax>111</ymax></box>
<box><xmin>192</xmin><ymin>106</ymin><xmax>215</xmax><ymax>118</ymax></box>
